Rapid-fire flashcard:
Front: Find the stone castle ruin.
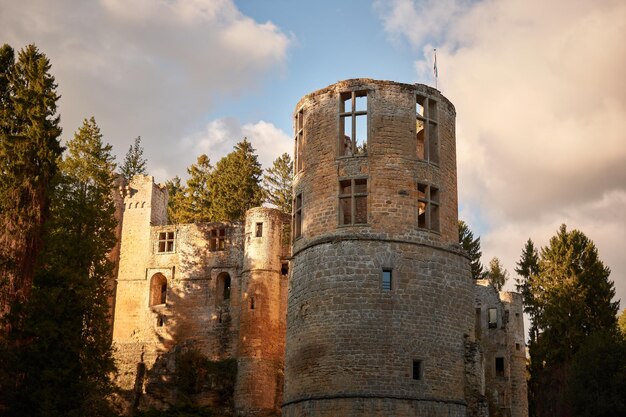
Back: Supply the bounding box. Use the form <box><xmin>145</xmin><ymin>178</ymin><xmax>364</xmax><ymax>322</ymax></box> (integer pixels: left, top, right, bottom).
<box><xmin>111</xmin><ymin>79</ymin><xmax>527</xmax><ymax>417</ymax></box>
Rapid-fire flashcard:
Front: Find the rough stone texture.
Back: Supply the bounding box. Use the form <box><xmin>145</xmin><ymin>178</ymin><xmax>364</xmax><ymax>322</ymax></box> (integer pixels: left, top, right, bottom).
<box><xmin>111</xmin><ymin>79</ymin><xmax>528</xmax><ymax>417</ymax></box>
<box><xmin>475</xmin><ymin>280</ymin><xmax>528</xmax><ymax>417</ymax></box>
<box><xmin>111</xmin><ymin>176</ymin><xmax>289</xmax><ymax>415</ymax></box>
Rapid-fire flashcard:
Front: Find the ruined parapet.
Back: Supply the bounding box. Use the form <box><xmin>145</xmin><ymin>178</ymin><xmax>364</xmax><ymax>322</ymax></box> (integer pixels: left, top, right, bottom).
<box><xmin>284</xmin><ymin>79</ymin><xmax>473</xmax><ymax>417</ymax></box>
<box><xmin>235</xmin><ymin>207</ymin><xmax>290</xmax><ymax>416</ymax></box>
<box><xmin>474</xmin><ymin>280</ymin><xmax>528</xmax><ymax>417</ymax></box>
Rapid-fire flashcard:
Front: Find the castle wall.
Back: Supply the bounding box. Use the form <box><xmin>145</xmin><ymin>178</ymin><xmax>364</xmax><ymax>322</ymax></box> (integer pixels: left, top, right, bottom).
<box><xmin>475</xmin><ymin>281</ymin><xmax>528</xmax><ymax>417</ymax></box>
<box><xmin>284</xmin><ymin>79</ymin><xmax>474</xmax><ymax>417</ymax></box>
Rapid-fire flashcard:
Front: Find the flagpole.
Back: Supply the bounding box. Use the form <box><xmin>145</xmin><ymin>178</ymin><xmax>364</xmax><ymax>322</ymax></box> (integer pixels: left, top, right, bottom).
<box><xmin>434</xmin><ymin>48</ymin><xmax>438</xmax><ymax>90</ymax></box>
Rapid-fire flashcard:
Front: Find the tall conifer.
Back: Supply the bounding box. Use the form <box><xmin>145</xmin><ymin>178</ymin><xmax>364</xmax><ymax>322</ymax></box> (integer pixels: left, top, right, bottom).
<box><xmin>263</xmin><ymin>152</ymin><xmax>293</xmax><ymax>214</ymax></box>
<box><xmin>0</xmin><ymin>44</ymin><xmax>62</xmax><ymax>310</ymax></box>
<box><xmin>179</xmin><ymin>154</ymin><xmax>213</xmax><ymax>223</ymax></box>
<box><xmin>458</xmin><ymin>220</ymin><xmax>484</xmax><ymax>280</ymax></box>
<box><xmin>120</xmin><ymin>135</ymin><xmax>147</xmax><ymax>180</ymax></box>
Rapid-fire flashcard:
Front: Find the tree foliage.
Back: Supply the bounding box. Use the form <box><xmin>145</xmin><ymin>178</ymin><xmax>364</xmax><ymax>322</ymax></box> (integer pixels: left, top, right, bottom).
<box><xmin>263</xmin><ymin>152</ymin><xmax>293</xmax><ymax>214</ymax></box>
<box><xmin>528</xmin><ymin>224</ymin><xmax>619</xmax><ymax>417</ymax></box>
<box><xmin>619</xmin><ymin>309</ymin><xmax>626</xmax><ymax>337</ymax></box>
<box><xmin>0</xmin><ymin>117</ymin><xmax>118</xmax><ymax>416</ymax></box>
<box><xmin>178</xmin><ymin>154</ymin><xmax>213</xmax><ymax>223</ymax></box>
<box><xmin>0</xmin><ymin>43</ymin><xmax>63</xmax><ymax>312</ymax></box>
<box><xmin>458</xmin><ymin>220</ymin><xmax>484</xmax><ymax>280</ymax></box>
<box><xmin>567</xmin><ymin>331</ymin><xmax>626</xmax><ymax>417</ymax></box>
<box><xmin>120</xmin><ymin>135</ymin><xmax>147</xmax><ymax>181</ymax></box>
<box><xmin>485</xmin><ymin>257</ymin><xmax>508</xmax><ymax>291</ymax></box>
<box><xmin>515</xmin><ymin>238</ymin><xmax>540</xmax><ymax>342</ymax></box>
<box><xmin>209</xmin><ymin>139</ymin><xmax>263</xmax><ymax>222</ymax></box>
<box><xmin>165</xmin><ymin>175</ymin><xmax>186</xmax><ymax>225</ymax></box>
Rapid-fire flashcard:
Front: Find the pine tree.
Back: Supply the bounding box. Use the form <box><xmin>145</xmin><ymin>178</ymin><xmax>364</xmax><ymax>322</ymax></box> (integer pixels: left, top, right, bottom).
<box><xmin>458</xmin><ymin>220</ymin><xmax>484</xmax><ymax>280</ymax></box>
<box><xmin>165</xmin><ymin>175</ymin><xmax>187</xmax><ymax>224</ymax></box>
<box><xmin>0</xmin><ymin>44</ymin><xmax>63</xmax><ymax>311</ymax></box>
<box><xmin>515</xmin><ymin>238</ymin><xmax>540</xmax><ymax>342</ymax></box>
<box><xmin>1</xmin><ymin>117</ymin><xmax>118</xmax><ymax>416</ymax></box>
<box><xmin>209</xmin><ymin>139</ymin><xmax>264</xmax><ymax>222</ymax></box>
<box><xmin>179</xmin><ymin>154</ymin><xmax>213</xmax><ymax>223</ymax></box>
<box><xmin>485</xmin><ymin>257</ymin><xmax>508</xmax><ymax>291</ymax></box>
<box><xmin>120</xmin><ymin>135</ymin><xmax>147</xmax><ymax>180</ymax></box>
<box><xmin>529</xmin><ymin>224</ymin><xmax>619</xmax><ymax>417</ymax></box>
<box><xmin>619</xmin><ymin>309</ymin><xmax>626</xmax><ymax>337</ymax></box>
<box><xmin>263</xmin><ymin>152</ymin><xmax>293</xmax><ymax>214</ymax></box>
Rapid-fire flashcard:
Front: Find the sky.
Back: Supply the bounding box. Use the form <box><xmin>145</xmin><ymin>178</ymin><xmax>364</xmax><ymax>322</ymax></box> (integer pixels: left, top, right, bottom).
<box><xmin>1</xmin><ymin>0</ymin><xmax>625</xmax><ymax>309</ymax></box>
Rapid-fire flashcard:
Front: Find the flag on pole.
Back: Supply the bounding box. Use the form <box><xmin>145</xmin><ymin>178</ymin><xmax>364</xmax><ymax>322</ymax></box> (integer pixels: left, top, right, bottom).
<box><xmin>433</xmin><ymin>48</ymin><xmax>438</xmax><ymax>89</ymax></box>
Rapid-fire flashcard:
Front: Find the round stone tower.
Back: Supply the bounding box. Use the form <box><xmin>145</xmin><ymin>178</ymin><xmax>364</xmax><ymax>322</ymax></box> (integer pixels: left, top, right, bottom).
<box><xmin>235</xmin><ymin>207</ymin><xmax>289</xmax><ymax>416</ymax></box>
<box><xmin>283</xmin><ymin>79</ymin><xmax>474</xmax><ymax>417</ymax></box>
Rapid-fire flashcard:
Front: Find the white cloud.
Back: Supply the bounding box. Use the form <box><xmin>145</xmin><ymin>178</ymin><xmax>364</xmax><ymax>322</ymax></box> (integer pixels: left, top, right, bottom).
<box><xmin>184</xmin><ymin>117</ymin><xmax>291</xmax><ymax>175</ymax></box>
<box><xmin>0</xmin><ymin>0</ymin><xmax>291</xmax><ymax>177</ymax></box>
<box><xmin>376</xmin><ymin>0</ymin><xmax>626</xmax><ymax>306</ymax></box>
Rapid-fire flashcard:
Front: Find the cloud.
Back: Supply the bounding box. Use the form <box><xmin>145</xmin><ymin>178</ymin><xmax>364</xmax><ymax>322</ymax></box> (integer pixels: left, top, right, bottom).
<box><xmin>375</xmin><ymin>0</ymin><xmax>626</xmax><ymax>305</ymax></box>
<box><xmin>184</xmin><ymin>117</ymin><xmax>292</xmax><ymax>173</ymax></box>
<box><xmin>0</xmin><ymin>0</ymin><xmax>291</xmax><ymax>177</ymax></box>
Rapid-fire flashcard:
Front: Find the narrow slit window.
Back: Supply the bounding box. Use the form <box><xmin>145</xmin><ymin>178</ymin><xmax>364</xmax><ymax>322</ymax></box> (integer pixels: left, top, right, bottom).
<box><xmin>156</xmin><ymin>316</ymin><xmax>164</xmax><ymax>327</ymax></box>
<box><xmin>416</xmin><ymin>94</ymin><xmax>439</xmax><ymax>164</ymax></box>
<box><xmin>382</xmin><ymin>269</ymin><xmax>392</xmax><ymax>291</ymax></box>
<box><xmin>339</xmin><ymin>91</ymin><xmax>367</xmax><ymax>156</ymax></box>
<box><xmin>293</xmin><ymin>193</ymin><xmax>303</xmax><ymax>239</ymax></box>
<box><xmin>412</xmin><ymin>360</ymin><xmax>422</xmax><ymax>380</ymax></box>
<box><xmin>417</xmin><ymin>183</ymin><xmax>440</xmax><ymax>232</ymax></box>
<box><xmin>295</xmin><ymin>108</ymin><xmax>304</xmax><ymax>173</ymax></box>
<box><xmin>255</xmin><ymin>222</ymin><xmax>263</xmax><ymax>237</ymax></box>
<box><xmin>339</xmin><ymin>178</ymin><xmax>368</xmax><ymax>226</ymax></box>
<box><xmin>250</xmin><ymin>297</ymin><xmax>255</xmax><ymax>310</ymax></box>
<box><xmin>281</xmin><ymin>262</ymin><xmax>289</xmax><ymax>276</ymax></box>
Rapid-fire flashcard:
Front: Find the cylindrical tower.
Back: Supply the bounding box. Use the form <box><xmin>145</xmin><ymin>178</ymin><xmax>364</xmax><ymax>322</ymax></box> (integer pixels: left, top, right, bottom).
<box><xmin>235</xmin><ymin>207</ymin><xmax>289</xmax><ymax>416</ymax></box>
<box><xmin>283</xmin><ymin>79</ymin><xmax>474</xmax><ymax>417</ymax></box>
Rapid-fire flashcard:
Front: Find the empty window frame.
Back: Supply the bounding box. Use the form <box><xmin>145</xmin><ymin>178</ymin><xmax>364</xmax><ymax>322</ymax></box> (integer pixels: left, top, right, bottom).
<box><xmin>295</xmin><ymin>108</ymin><xmax>304</xmax><ymax>172</ymax></box>
<box><xmin>488</xmin><ymin>308</ymin><xmax>498</xmax><ymax>328</ymax></box>
<box><xmin>495</xmin><ymin>357</ymin><xmax>505</xmax><ymax>377</ymax></box>
<box><xmin>255</xmin><ymin>222</ymin><xmax>263</xmax><ymax>238</ymax></box>
<box><xmin>416</xmin><ymin>95</ymin><xmax>439</xmax><ymax>164</ymax></box>
<box><xmin>293</xmin><ymin>193</ymin><xmax>303</xmax><ymax>239</ymax></box>
<box><xmin>217</xmin><ymin>272</ymin><xmax>231</xmax><ymax>303</ymax></box>
<box><xmin>209</xmin><ymin>228</ymin><xmax>226</xmax><ymax>251</ymax></box>
<box><xmin>382</xmin><ymin>269</ymin><xmax>392</xmax><ymax>291</ymax></box>
<box><xmin>339</xmin><ymin>91</ymin><xmax>368</xmax><ymax>156</ymax></box>
<box><xmin>417</xmin><ymin>183</ymin><xmax>440</xmax><ymax>232</ymax></box>
<box><xmin>157</xmin><ymin>231</ymin><xmax>175</xmax><ymax>253</ymax></box>
<box><xmin>250</xmin><ymin>296</ymin><xmax>255</xmax><ymax>310</ymax></box>
<box><xmin>412</xmin><ymin>360</ymin><xmax>422</xmax><ymax>380</ymax></box>
<box><xmin>149</xmin><ymin>273</ymin><xmax>167</xmax><ymax>306</ymax></box>
<box><xmin>339</xmin><ymin>178</ymin><xmax>368</xmax><ymax>225</ymax></box>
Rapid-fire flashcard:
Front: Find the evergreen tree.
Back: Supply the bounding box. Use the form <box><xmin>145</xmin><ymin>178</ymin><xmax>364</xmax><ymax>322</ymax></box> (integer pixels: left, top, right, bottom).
<box><xmin>619</xmin><ymin>309</ymin><xmax>626</xmax><ymax>337</ymax></box>
<box><xmin>0</xmin><ymin>44</ymin><xmax>62</xmax><ymax>311</ymax></box>
<box><xmin>179</xmin><ymin>154</ymin><xmax>213</xmax><ymax>223</ymax></box>
<box><xmin>120</xmin><ymin>135</ymin><xmax>147</xmax><ymax>180</ymax></box>
<box><xmin>458</xmin><ymin>220</ymin><xmax>484</xmax><ymax>280</ymax></box>
<box><xmin>515</xmin><ymin>238</ymin><xmax>540</xmax><ymax>342</ymax></box>
<box><xmin>165</xmin><ymin>175</ymin><xmax>187</xmax><ymax>224</ymax></box>
<box><xmin>485</xmin><ymin>257</ymin><xmax>508</xmax><ymax>291</ymax></box>
<box><xmin>1</xmin><ymin>117</ymin><xmax>118</xmax><ymax>416</ymax></box>
<box><xmin>529</xmin><ymin>224</ymin><xmax>619</xmax><ymax>417</ymax></box>
<box><xmin>263</xmin><ymin>152</ymin><xmax>293</xmax><ymax>214</ymax></box>
<box><xmin>209</xmin><ymin>139</ymin><xmax>263</xmax><ymax>222</ymax></box>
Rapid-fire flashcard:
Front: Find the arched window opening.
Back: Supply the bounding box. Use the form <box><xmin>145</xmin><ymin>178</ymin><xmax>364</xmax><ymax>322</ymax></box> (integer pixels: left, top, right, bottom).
<box><xmin>149</xmin><ymin>273</ymin><xmax>167</xmax><ymax>306</ymax></box>
<box><xmin>216</xmin><ymin>272</ymin><xmax>231</xmax><ymax>304</ymax></box>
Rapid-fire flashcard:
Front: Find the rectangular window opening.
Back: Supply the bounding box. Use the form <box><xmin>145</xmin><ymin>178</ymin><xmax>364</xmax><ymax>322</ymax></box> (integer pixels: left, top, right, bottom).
<box><xmin>412</xmin><ymin>360</ymin><xmax>422</xmax><ymax>380</ymax></box>
<box><xmin>339</xmin><ymin>91</ymin><xmax>367</xmax><ymax>157</ymax></box>
<box><xmin>255</xmin><ymin>222</ymin><xmax>263</xmax><ymax>237</ymax></box>
<box><xmin>495</xmin><ymin>357</ymin><xmax>505</xmax><ymax>377</ymax></box>
<box><xmin>209</xmin><ymin>228</ymin><xmax>226</xmax><ymax>251</ymax></box>
<box><xmin>416</xmin><ymin>95</ymin><xmax>438</xmax><ymax>163</ymax></box>
<box><xmin>293</xmin><ymin>193</ymin><xmax>303</xmax><ymax>239</ymax></box>
<box><xmin>382</xmin><ymin>269</ymin><xmax>392</xmax><ymax>291</ymax></box>
<box><xmin>295</xmin><ymin>108</ymin><xmax>304</xmax><ymax>173</ymax></box>
<box><xmin>157</xmin><ymin>231</ymin><xmax>175</xmax><ymax>253</ymax></box>
<box><xmin>417</xmin><ymin>184</ymin><xmax>440</xmax><ymax>232</ymax></box>
<box><xmin>488</xmin><ymin>308</ymin><xmax>498</xmax><ymax>328</ymax></box>
<box><xmin>338</xmin><ymin>178</ymin><xmax>367</xmax><ymax>226</ymax></box>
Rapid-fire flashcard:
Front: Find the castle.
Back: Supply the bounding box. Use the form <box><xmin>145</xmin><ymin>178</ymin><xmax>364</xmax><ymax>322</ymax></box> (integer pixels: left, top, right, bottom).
<box><xmin>111</xmin><ymin>79</ymin><xmax>528</xmax><ymax>417</ymax></box>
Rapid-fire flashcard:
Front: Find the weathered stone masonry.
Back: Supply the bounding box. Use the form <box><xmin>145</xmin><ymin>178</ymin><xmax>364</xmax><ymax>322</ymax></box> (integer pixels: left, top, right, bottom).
<box><xmin>110</xmin><ymin>79</ymin><xmax>527</xmax><ymax>417</ymax></box>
